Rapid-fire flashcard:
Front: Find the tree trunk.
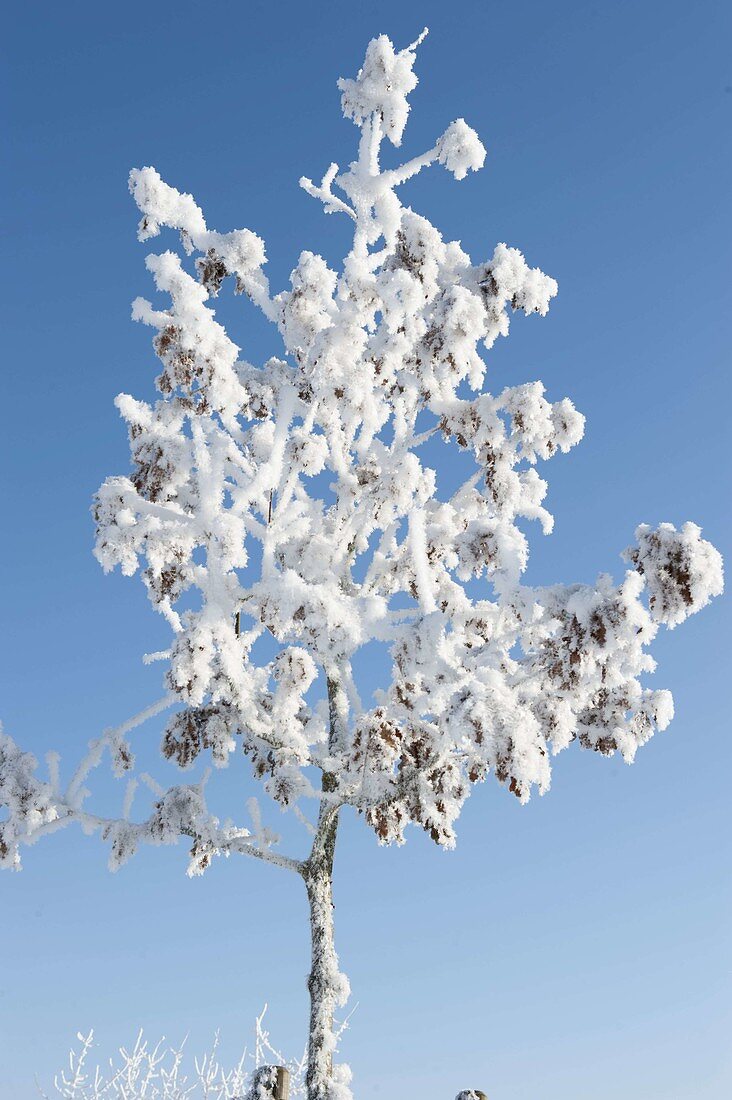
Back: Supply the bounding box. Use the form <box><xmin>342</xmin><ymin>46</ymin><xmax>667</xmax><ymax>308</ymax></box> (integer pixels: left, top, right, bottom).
<box><xmin>303</xmin><ymin>770</ymin><xmax>343</xmax><ymax>1100</ymax></box>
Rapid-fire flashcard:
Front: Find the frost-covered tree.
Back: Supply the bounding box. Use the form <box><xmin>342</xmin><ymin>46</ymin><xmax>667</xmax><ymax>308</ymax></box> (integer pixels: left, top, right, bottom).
<box><xmin>0</xmin><ymin>30</ymin><xmax>723</xmax><ymax>1100</ymax></box>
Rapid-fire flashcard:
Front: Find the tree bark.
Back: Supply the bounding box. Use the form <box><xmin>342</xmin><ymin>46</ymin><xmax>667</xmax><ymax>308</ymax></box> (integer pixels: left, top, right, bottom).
<box><xmin>303</xmin><ymin>769</ymin><xmax>341</xmax><ymax>1100</ymax></box>
<box><xmin>302</xmin><ymin>671</ymin><xmax>350</xmax><ymax>1100</ymax></box>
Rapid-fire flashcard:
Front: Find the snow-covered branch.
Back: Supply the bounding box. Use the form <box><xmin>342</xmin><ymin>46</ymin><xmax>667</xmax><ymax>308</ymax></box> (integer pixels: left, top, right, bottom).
<box><xmin>299</xmin><ymin>164</ymin><xmax>356</xmax><ymax>220</ymax></box>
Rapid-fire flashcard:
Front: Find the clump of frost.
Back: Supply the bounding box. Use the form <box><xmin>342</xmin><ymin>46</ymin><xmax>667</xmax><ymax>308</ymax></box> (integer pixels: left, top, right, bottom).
<box><xmin>436</xmin><ymin>119</ymin><xmax>486</xmax><ymax>179</ymax></box>
<box><xmin>337</xmin><ymin>30</ymin><xmax>427</xmax><ymax>146</ymax></box>
<box><xmin>624</xmin><ymin>522</ymin><xmax>724</xmax><ymax>628</ymax></box>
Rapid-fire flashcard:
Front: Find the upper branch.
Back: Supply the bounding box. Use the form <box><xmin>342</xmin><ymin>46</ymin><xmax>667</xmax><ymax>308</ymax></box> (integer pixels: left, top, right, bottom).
<box><xmin>299</xmin><ymin>165</ymin><xmax>356</xmax><ymax>220</ymax></box>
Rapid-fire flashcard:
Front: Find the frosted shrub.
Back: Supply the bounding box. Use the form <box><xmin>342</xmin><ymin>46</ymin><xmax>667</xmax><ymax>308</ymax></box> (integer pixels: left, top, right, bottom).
<box><xmin>3</xmin><ymin>29</ymin><xmax>723</xmax><ymax>1100</ymax></box>
<box><xmin>46</xmin><ymin>1010</ymin><xmax>308</xmax><ymax>1100</ymax></box>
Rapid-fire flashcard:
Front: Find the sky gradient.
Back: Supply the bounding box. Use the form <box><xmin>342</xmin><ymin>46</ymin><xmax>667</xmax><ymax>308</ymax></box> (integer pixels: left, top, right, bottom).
<box><xmin>2</xmin><ymin>2</ymin><xmax>730</xmax><ymax>1098</ymax></box>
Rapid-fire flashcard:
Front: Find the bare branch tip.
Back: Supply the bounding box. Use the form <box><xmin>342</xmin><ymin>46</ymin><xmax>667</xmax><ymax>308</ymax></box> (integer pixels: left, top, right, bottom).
<box><xmin>408</xmin><ymin>27</ymin><xmax>429</xmax><ymax>52</ymax></box>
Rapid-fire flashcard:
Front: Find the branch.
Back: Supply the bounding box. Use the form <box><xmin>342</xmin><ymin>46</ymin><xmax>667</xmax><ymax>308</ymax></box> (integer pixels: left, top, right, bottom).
<box><xmin>228</xmin><ymin>836</ymin><xmax>304</xmax><ymax>875</ymax></box>
<box><xmin>382</xmin><ymin>144</ymin><xmax>438</xmax><ymax>188</ymax></box>
<box><xmin>22</xmin><ymin>789</ymin><xmax>304</xmax><ymax>877</ymax></box>
<box><xmin>299</xmin><ymin>164</ymin><xmax>357</xmax><ymax>220</ymax></box>
<box><xmin>65</xmin><ymin>694</ymin><xmax>176</xmax><ymax>807</ymax></box>
<box><xmin>130</xmin><ymin>496</ymin><xmax>196</xmax><ymax>528</ymax></box>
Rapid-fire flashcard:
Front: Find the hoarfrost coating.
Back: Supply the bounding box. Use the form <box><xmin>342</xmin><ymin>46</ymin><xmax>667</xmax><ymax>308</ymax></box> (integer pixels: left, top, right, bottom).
<box><xmin>0</xmin><ymin>29</ymin><xmax>723</xmax><ymax>1100</ymax></box>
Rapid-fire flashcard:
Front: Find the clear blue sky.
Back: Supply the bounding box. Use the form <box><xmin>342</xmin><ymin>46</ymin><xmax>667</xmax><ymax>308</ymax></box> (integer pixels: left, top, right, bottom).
<box><xmin>2</xmin><ymin>2</ymin><xmax>730</xmax><ymax>1097</ymax></box>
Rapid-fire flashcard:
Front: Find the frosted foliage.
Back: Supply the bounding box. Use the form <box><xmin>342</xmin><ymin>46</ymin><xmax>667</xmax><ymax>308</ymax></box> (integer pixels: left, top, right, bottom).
<box><xmin>0</xmin><ymin>729</ymin><xmax>58</xmax><ymax>870</ymax></box>
<box><xmin>624</xmin><ymin>522</ymin><xmax>723</xmax><ymax>628</ymax></box>
<box><xmin>94</xmin><ymin>30</ymin><xmax>719</xmax><ymax>847</ymax></box>
<box><xmin>1</xmin><ymin>29</ymin><xmax>722</xmax><ymax>871</ymax></box>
